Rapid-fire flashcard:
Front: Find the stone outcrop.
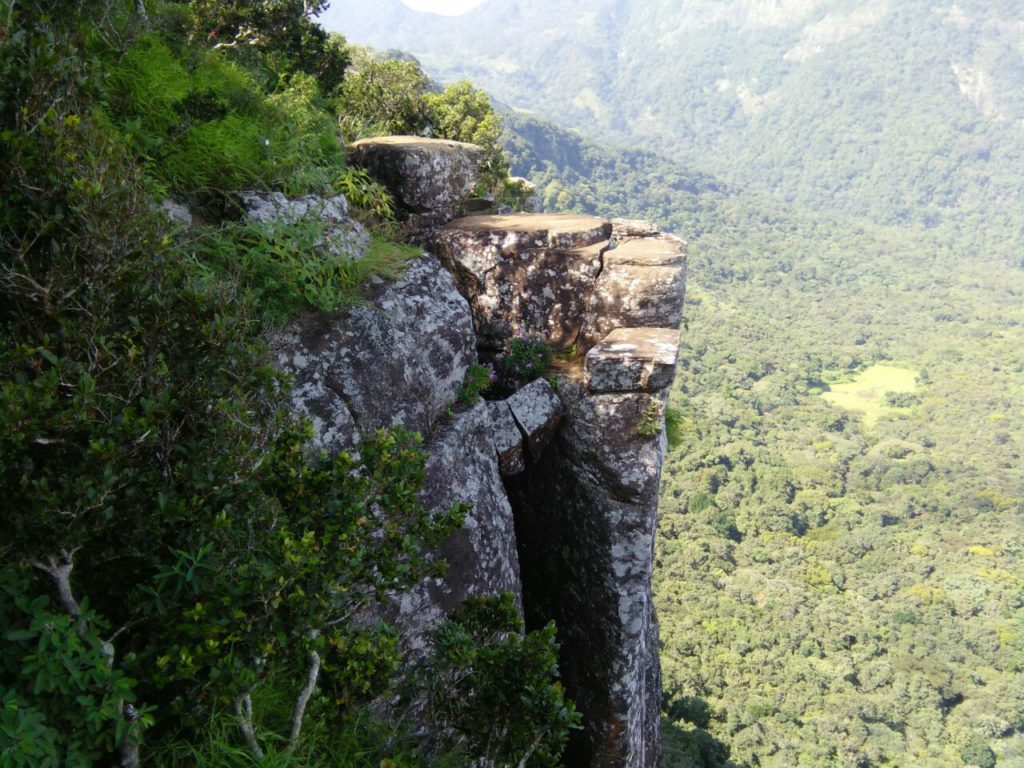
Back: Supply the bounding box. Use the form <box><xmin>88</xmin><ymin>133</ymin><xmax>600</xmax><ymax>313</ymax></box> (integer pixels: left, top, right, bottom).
<box><xmin>263</xmin><ymin>192</ymin><xmax>522</xmax><ymax>656</ymax></box>
<box><xmin>272</xmin><ymin>254</ymin><xmax>476</xmax><ymax>452</ymax></box>
<box><xmin>431</xmin><ymin>213</ymin><xmax>613</xmax><ymax>347</ymax></box>
<box><xmin>431</xmin><ymin>210</ymin><xmax>686</xmax><ymax>768</ymax></box>
<box><xmin>507</xmin><ymin>379</ymin><xmax>668</xmax><ymax>768</ymax></box>
<box><xmin>577</xmin><ymin>232</ymin><xmax>687</xmax><ymax>351</ymax></box>
<box><xmin>348</xmin><ymin>136</ymin><xmax>484</xmax><ymax>226</ymax></box>
<box><xmin>261</xmin><ymin>155</ymin><xmax>687</xmax><ymax>768</ymax></box>
<box><xmin>240</xmin><ymin>189</ymin><xmax>370</xmax><ymax>262</ymax></box>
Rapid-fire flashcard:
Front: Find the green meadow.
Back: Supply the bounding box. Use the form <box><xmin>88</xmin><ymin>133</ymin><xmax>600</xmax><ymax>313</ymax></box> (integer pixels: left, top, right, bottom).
<box><xmin>822</xmin><ymin>364</ymin><xmax>918</xmax><ymax>428</ymax></box>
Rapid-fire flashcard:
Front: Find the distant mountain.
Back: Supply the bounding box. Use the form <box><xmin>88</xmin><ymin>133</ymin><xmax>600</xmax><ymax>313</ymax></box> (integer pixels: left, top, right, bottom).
<box><xmin>325</xmin><ymin>0</ymin><xmax>1024</xmax><ymax>242</ymax></box>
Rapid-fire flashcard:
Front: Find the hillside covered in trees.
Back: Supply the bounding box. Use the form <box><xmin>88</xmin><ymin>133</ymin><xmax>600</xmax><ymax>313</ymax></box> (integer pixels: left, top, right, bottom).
<box><xmin>331</xmin><ymin>2</ymin><xmax>1024</xmax><ymax>766</ymax></box>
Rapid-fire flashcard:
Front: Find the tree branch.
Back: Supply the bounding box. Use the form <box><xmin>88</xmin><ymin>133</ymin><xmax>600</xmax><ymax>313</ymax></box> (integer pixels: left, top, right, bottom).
<box><xmin>27</xmin><ymin>547</ymin><xmax>85</xmax><ymax>635</ymax></box>
<box><xmin>285</xmin><ymin>650</ymin><xmax>321</xmax><ymax>756</ymax></box>
<box><xmin>516</xmin><ymin>725</ymin><xmax>551</xmax><ymax>768</ymax></box>
<box><xmin>235</xmin><ymin>692</ymin><xmax>265</xmax><ymax>759</ymax></box>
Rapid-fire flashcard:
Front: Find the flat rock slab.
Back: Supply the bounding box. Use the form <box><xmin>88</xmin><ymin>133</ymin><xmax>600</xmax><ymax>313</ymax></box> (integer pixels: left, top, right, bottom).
<box><xmin>506</xmin><ymin>378</ymin><xmax>564</xmax><ymax>460</ymax></box>
<box><xmin>585</xmin><ymin>328</ymin><xmax>680</xmax><ymax>393</ymax></box>
<box><xmin>348</xmin><ymin>136</ymin><xmax>483</xmax><ymax>225</ymax></box>
<box><xmin>432</xmin><ymin>213</ymin><xmax>612</xmax><ymax>346</ymax></box>
<box><xmin>579</xmin><ymin>234</ymin><xmax>687</xmax><ymax>351</ymax></box>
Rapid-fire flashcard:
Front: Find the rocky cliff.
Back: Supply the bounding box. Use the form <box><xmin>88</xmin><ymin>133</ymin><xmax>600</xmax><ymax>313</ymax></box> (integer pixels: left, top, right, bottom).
<box><xmin>259</xmin><ymin>138</ymin><xmax>686</xmax><ymax>768</ymax></box>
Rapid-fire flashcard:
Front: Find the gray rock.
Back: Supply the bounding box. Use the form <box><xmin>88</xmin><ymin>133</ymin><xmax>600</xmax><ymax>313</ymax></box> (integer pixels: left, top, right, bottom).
<box><xmin>348</xmin><ymin>136</ymin><xmax>484</xmax><ymax>226</ymax></box>
<box><xmin>238</xmin><ymin>190</ymin><xmax>370</xmax><ymax>262</ymax></box>
<box><xmin>157</xmin><ymin>198</ymin><xmax>193</xmax><ymax>226</ymax></box>
<box><xmin>611</xmin><ymin>218</ymin><xmax>661</xmax><ymax>239</ymax></box>
<box><xmin>384</xmin><ymin>400</ymin><xmax>523</xmax><ymax>656</ymax></box>
<box><xmin>579</xmin><ymin>234</ymin><xmax>687</xmax><ymax>351</ymax></box>
<box><xmin>506</xmin><ymin>378</ymin><xmax>564</xmax><ymax>460</ymax></box>
<box><xmin>272</xmin><ymin>255</ymin><xmax>476</xmax><ymax>453</ymax></box>
<box><xmin>239</xmin><ymin>190</ymin><xmax>349</xmax><ymax>223</ymax></box>
<box><xmin>431</xmin><ymin>213</ymin><xmax>612</xmax><ymax>347</ymax></box>
<box><xmin>488</xmin><ymin>401</ymin><xmax>526</xmax><ymax>476</ymax></box>
<box><xmin>584</xmin><ymin>328</ymin><xmax>680</xmax><ymax>393</ymax></box>
<box><xmin>508</xmin><ymin>375</ymin><xmax>673</xmax><ymax>768</ymax></box>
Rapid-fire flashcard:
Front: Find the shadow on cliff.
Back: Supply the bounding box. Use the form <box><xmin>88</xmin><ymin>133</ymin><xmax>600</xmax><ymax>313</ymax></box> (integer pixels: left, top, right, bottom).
<box><xmin>660</xmin><ymin>713</ymin><xmax>739</xmax><ymax>768</ymax></box>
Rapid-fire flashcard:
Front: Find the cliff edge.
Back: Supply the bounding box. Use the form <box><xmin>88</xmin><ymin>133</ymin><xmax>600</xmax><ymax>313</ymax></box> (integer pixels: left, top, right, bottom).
<box><xmin>267</xmin><ymin>138</ymin><xmax>687</xmax><ymax>768</ymax></box>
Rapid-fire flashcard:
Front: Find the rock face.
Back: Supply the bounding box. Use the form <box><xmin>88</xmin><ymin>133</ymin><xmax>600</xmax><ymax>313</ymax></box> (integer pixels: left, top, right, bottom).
<box><xmin>348</xmin><ymin>136</ymin><xmax>484</xmax><ymax>226</ymax></box>
<box><xmin>430</xmin><ymin>210</ymin><xmax>686</xmax><ymax>768</ymax></box>
<box><xmin>265</xmin><ymin>194</ymin><xmax>522</xmax><ymax>655</ymax></box>
<box><xmin>431</xmin><ymin>213</ymin><xmax>613</xmax><ymax>348</ymax></box>
<box><xmin>390</xmin><ymin>400</ymin><xmax>523</xmax><ymax>655</ymax></box>
<box><xmin>262</xmin><ymin>165</ymin><xmax>687</xmax><ymax>768</ymax></box>
<box><xmin>273</xmin><ymin>254</ymin><xmax>476</xmax><ymax>453</ymax></box>
<box><xmin>507</xmin><ymin>379</ymin><xmax>669</xmax><ymax>768</ymax></box>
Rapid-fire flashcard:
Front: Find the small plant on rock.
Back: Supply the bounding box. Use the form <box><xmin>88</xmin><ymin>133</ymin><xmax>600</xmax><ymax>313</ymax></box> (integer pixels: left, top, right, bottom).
<box><xmin>459</xmin><ymin>363</ymin><xmax>497</xmax><ymax>404</ymax></box>
<box><xmin>637</xmin><ymin>399</ymin><xmax>664</xmax><ymax>438</ymax></box>
<box><xmin>498</xmin><ymin>335</ymin><xmax>553</xmax><ymax>387</ymax></box>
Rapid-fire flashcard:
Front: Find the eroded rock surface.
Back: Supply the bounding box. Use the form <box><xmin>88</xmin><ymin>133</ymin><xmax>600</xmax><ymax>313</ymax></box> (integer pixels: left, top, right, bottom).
<box><xmin>273</xmin><ymin>254</ymin><xmax>475</xmax><ymax>453</ymax></box>
<box><xmin>585</xmin><ymin>328</ymin><xmax>680</xmax><ymax>394</ymax></box>
<box><xmin>348</xmin><ymin>136</ymin><xmax>484</xmax><ymax>226</ymax></box>
<box><xmin>431</xmin><ymin>213</ymin><xmax>612</xmax><ymax>347</ymax></box>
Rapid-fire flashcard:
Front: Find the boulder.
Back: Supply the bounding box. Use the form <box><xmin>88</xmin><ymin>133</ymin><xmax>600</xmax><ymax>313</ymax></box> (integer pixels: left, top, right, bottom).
<box><xmin>488</xmin><ymin>401</ymin><xmax>527</xmax><ymax>476</ymax></box>
<box><xmin>506</xmin><ymin>378</ymin><xmax>564</xmax><ymax>460</ymax></box>
<box><xmin>239</xmin><ymin>190</ymin><xmax>370</xmax><ymax>262</ymax></box>
<box><xmin>584</xmin><ymin>328</ymin><xmax>680</xmax><ymax>394</ymax></box>
<box><xmin>348</xmin><ymin>136</ymin><xmax>484</xmax><ymax>226</ymax></box>
<box><xmin>157</xmin><ymin>197</ymin><xmax>192</xmax><ymax>226</ymax></box>
<box><xmin>273</xmin><ymin>254</ymin><xmax>476</xmax><ymax>453</ymax></box>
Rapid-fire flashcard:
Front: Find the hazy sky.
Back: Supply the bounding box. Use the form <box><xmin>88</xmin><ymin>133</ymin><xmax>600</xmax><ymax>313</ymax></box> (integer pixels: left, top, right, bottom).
<box><xmin>400</xmin><ymin>0</ymin><xmax>489</xmax><ymax>15</ymax></box>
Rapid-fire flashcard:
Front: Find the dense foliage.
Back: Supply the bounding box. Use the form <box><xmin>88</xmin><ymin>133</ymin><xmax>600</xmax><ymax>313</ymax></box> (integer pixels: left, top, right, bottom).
<box><xmin>0</xmin><ymin>2</ymin><xmax>574</xmax><ymax>764</ymax></box>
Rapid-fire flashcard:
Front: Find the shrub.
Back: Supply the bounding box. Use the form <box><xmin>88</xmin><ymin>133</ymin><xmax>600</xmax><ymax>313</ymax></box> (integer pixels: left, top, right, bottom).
<box><xmin>109</xmin><ymin>36</ymin><xmax>344</xmax><ymax>197</ymax></box>
<box><xmin>458</xmin><ymin>363</ymin><xmax>497</xmax><ymax>404</ymax></box>
<box><xmin>420</xmin><ymin>595</ymin><xmax>580</xmax><ymax>768</ymax></box>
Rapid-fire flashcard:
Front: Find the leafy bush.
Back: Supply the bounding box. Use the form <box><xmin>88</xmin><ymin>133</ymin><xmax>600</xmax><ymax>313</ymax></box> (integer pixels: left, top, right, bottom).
<box><xmin>182</xmin><ymin>0</ymin><xmax>349</xmax><ymax>94</ymax></box>
<box><xmin>420</xmin><ymin>594</ymin><xmax>580</xmax><ymax>767</ymax></box>
<box><xmin>335</xmin><ymin>165</ymin><xmax>397</xmax><ymax>221</ymax></box>
<box><xmin>335</xmin><ymin>50</ymin><xmax>430</xmax><ymax>140</ymax></box>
